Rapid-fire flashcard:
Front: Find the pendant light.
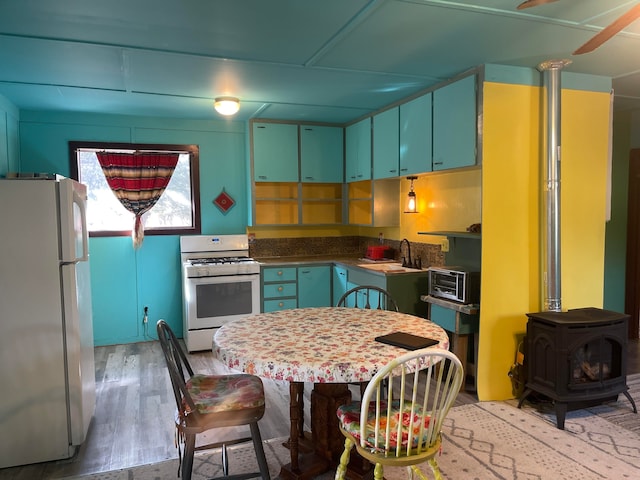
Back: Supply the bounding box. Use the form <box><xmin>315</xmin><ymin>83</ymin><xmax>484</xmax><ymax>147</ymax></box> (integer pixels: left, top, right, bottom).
<box><xmin>405</xmin><ymin>176</ymin><xmax>418</xmax><ymax>213</ymax></box>
<box><xmin>214</xmin><ymin>96</ymin><xmax>240</xmax><ymax>116</ymax></box>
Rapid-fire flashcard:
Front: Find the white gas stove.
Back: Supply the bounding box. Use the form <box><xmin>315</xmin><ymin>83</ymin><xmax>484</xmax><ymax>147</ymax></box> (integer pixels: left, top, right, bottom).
<box><xmin>180</xmin><ymin>234</ymin><xmax>261</xmax><ymax>352</ymax></box>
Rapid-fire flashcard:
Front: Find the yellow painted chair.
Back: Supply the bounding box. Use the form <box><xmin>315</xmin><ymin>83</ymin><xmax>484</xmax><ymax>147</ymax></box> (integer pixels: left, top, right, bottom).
<box><xmin>156</xmin><ymin>320</ymin><xmax>270</xmax><ymax>480</ymax></box>
<box><xmin>335</xmin><ymin>349</ymin><xmax>463</xmax><ymax>480</ymax></box>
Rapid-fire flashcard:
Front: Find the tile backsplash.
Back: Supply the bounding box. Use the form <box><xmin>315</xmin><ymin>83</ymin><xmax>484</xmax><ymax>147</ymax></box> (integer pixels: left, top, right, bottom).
<box><xmin>250</xmin><ymin>235</ymin><xmax>445</xmax><ymax>268</ymax></box>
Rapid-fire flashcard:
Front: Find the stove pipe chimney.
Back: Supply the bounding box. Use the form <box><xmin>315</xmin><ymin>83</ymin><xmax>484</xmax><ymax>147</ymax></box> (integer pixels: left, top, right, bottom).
<box><xmin>539</xmin><ymin>59</ymin><xmax>571</xmax><ymax>312</ymax></box>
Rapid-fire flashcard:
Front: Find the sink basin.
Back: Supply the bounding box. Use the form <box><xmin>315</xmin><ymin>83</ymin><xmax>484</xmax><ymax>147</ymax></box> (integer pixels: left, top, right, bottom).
<box><xmin>357</xmin><ymin>263</ymin><xmax>419</xmax><ymax>273</ymax></box>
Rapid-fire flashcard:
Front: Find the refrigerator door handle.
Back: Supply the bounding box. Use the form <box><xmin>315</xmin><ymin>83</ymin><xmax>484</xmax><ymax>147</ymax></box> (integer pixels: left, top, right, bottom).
<box><xmin>73</xmin><ymin>186</ymin><xmax>89</xmax><ymax>262</ymax></box>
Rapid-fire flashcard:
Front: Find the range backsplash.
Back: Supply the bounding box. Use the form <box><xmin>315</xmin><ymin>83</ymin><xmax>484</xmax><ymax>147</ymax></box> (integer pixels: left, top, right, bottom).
<box><xmin>249</xmin><ymin>235</ymin><xmax>445</xmax><ymax>268</ymax></box>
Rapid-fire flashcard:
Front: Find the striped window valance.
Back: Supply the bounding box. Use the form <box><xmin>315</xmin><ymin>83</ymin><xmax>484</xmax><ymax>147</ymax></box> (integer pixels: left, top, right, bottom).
<box><xmin>96</xmin><ymin>151</ymin><xmax>179</xmax><ymax>248</ymax></box>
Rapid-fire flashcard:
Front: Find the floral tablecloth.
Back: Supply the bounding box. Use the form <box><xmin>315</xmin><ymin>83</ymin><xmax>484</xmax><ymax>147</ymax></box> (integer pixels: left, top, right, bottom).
<box><xmin>213</xmin><ymin>307</ymin><xmax>449</xmax><ymax>383</ymax></box>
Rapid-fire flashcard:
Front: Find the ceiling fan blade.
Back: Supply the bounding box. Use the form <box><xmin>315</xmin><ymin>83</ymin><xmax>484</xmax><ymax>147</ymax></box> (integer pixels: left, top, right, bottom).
<box><xmin>517</xmin><ymin>0</ymin><xmax>560</xmax><ymax>10</ymax></box>
<box><xmin>573</xmin><ymin>4</ymin><xmax>640</xmax><ymax>55</ymax></box>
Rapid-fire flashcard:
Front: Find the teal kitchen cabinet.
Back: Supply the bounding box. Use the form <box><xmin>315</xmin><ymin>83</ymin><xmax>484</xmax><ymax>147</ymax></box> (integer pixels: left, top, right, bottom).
<box><xmin>298</xmin><ymin>265</ymin><xmax>331</xmax><ymax>308</ymax></box>
<box><xmin>262</xmin><ymin>266</ymin><xmax>297</xmax><ymax>312</ymax></box>
<box><xmin>373</xmin><ymin>106</ymin><xmax>399</xmax><ymax>179</ymax></box>
<box><xmin>345</xmin><ymin>118</ymin><xmax>372</xmax><ymax>183</ymax></box>
<box><xmin>338</xmin><ymin>264</ymin><xmax>429</xmax><ymax>316</ymax></box>
<box><xmin>432</xmin><ymin>74</ymin><xmax>477</xmax><ymax>171</ymax></box>
<box><xmin>332</xmin><ymin>265</ymin><xmax>348</xmax><ymax>305</ymax></box>
<box><xmin>252</xmin><ymin>122</ymin><xmax>299</xmax><ymax>182</ymax></box>
<box><xmin>300</xmin><ymin>125</ymin><xmax>344</xmax><ymax>183</ymax></box>
<box><xmin>400</xmin><ymin>93</ymin><xmax>432</xmax><ymax>175</ymax></box>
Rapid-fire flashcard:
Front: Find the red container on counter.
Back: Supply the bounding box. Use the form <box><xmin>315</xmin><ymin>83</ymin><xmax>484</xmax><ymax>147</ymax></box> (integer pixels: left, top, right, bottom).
<box><xmin>366</xmin><ymin>245</ymin><xmax>390</xmax><ymax>260</ymax></box>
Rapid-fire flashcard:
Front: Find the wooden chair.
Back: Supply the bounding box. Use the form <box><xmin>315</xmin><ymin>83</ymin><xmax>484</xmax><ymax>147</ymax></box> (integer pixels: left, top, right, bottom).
<box><xmin>156</xmin><ymin>320</ymin><xmax>270</xmax><ymax>480</ymax></box>
<box><xmin>337</xmin><ymin>285</ymin><xmax>399</xmax><ymax>311</ymax></box>
<box><xmin>335</xmin><ymin>349</ymin><xmax>463</xmax><ymax>480</ymax></box>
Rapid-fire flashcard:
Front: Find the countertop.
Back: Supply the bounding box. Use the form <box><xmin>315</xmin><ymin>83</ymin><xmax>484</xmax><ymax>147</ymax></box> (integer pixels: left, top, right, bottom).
<box><xmin>255</xmin><ymin>255</ymin><xmax>429</xmax><ymax>275</ymax></box>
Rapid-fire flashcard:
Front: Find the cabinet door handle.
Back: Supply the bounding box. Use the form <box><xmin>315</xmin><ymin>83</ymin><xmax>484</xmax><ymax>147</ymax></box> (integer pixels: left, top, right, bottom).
<box><xmin>305</xmin><ymin>176</ymin><xmax>314</xmax><ymax>180</ymax></box>
<box><xmin>258</xmin><ymin>175</ymin><xmax>268</xmax><ymax>180</ymax></box>
<box><xmin>278</xmin><ymin>286</ymin><xmax>283</xmax><ymax>292</ymax></box>
<box><xmin>277</xmin><ymin>271</ymin><xmax>283</xmax><ymax>276</ymax></box>
<box><xmin>278</xmin><ymin>302</ymin><xmax>284</xmax><ymax>307</ymax></box>
<box><xmin>433</xmin><ymin>161</ymin><xmax>443</xmax><ymax>166</ymax></box>
<box><xmin>257</xmin><ymin>126</ymin><xmax>266</xmax><ymax>129</ymax></box>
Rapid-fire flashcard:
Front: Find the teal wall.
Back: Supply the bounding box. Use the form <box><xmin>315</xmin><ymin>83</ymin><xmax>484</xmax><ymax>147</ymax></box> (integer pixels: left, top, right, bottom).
<box><xmin>17</xmin><ymin>111</ymin><xmax>248</xmax><ymax>345</ymax></box>
<box><xmin>0</xmin><ymin>94</ymin><xmax>20</xmax><ymax>176</ymax></box>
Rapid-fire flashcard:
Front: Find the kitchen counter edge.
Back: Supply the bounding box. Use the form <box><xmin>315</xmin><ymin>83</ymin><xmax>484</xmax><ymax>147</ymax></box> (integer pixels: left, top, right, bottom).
<box><xmin>255</xmin><ymin>255</ymin><xmax>429</xmax><ymax>276</ymax></box>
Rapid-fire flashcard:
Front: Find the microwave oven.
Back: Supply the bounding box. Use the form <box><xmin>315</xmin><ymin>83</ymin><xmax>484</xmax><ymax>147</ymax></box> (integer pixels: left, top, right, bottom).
<box><xmin>427</xmin><ymin>266</ymin><xmax>480</xmax><ymax>305</ymax></box>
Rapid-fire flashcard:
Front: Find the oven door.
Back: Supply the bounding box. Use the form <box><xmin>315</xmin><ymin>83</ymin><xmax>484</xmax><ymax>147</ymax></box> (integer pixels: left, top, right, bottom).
<box><xmin>184</xmin><ymin>273</ymin><xmax>260</xmax><ymax>330</ymax></box>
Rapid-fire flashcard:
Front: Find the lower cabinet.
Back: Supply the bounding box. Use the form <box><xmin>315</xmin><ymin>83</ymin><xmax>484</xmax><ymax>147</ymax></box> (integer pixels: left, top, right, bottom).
<box><xmin>298</xmin><ymin>265</ymin><xmax>331</xmax><ymax>308</ymax></box>
<box><xmin>262</xmin><ymin>266</ymin><xmax>297</xmax><ymax>312</ymax></box>
<box><xmin>262</xmin><ymin>265</ymin><xmax>332</xmax><ymax>312</ymax></box>
<box><xmin>333</xmin><ymin>264</ymin><xmax>429</xmax><ymax>316</ymax></box>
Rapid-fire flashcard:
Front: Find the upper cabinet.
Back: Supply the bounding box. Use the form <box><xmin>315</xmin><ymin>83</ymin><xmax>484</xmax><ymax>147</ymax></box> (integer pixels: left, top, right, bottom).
<box><xmin>400</xmin><ymin>93</ymin><xmax>432</xmax><ymax>175</ymax></box>
<box><xmin>373</xmin><ymin>106</ymin><xmax>399</xmax><ymax>179</ymax></box>
<box><xmin>433</xmin><ymin>74</ymin><xmax>477</xmax><ymax>171</ymax></box>
<box><xmin>300</xmin><ymin>125</ymin><xmax>344</xmax><ymax>183</ymax></box>
<box><xmin>345</xmin><ymin>118</ymin><xmax>371</xmax><ymax>183</ymax></box>
<box><xmin>251</xmin><ymin>120</ymin><xmax>344</xmax><ymax>226</ymax></box>
<box><xmin>252</xmin><ymin>122</ymin><xmax>299</xmax><ymax>182</ymax></box>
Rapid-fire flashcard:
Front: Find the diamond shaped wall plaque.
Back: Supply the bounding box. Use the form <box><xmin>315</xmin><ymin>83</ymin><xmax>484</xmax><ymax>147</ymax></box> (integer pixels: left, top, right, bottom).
<box><xmin>213</xmin><ymin>188</ymin><xmax>235</xmax><ymax>214</ymax></box>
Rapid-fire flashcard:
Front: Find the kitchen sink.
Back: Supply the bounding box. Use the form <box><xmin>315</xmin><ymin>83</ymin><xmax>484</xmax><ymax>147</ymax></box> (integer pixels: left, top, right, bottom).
<box><xmin>356</xmin><ymin>263</ymin><xmax>421</xmax><ymax>273</ymax></box>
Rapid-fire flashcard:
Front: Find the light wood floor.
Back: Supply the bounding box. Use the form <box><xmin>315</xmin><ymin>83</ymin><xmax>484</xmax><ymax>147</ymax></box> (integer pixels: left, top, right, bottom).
<box><xmin>1</xmin><ymin>339</ymin><xmax>638</xmax><ymax>480</ymax></box>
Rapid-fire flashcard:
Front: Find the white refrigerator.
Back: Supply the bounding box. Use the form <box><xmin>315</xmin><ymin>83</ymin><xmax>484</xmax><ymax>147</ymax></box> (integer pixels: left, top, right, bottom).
<box><xmin>0</xmin><ymin>176</ymin><xmax>96</xmax><ymax>468</ymax></box>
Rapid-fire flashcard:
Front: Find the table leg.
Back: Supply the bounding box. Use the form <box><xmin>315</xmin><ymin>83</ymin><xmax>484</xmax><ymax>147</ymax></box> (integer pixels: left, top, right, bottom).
<box><xmin>280</xmin><ymin>382</ymin><xmax>329</xmax><ymax>480</ymax></box>
<box><xmin>280</xmin><ymin>382</ymin><xmax>373</xmax><ymax>480</ymax></box>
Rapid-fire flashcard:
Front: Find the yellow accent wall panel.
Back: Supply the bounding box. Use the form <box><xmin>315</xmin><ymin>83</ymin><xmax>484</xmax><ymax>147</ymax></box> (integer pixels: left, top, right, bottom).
<box><xmin>479</xmin><ymin>81</ymin><xmax>611</xmax><ymax>401</ymax></box>
<box><xmin>559</xmin><ymin>89</ymin><xmax>609</xmax><ymax>310</ymax></box>
<box><xmin>480</xmin><ymin>82</ymin><xmax>542</xmax><ymax>400</ymax></box>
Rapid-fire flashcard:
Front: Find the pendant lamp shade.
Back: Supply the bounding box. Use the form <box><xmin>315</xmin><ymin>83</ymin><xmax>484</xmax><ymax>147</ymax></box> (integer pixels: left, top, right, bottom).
<box><xmin>405</xmin><ymin>176</ymin><xmax>418</xmax><ymax>213</ymax></box>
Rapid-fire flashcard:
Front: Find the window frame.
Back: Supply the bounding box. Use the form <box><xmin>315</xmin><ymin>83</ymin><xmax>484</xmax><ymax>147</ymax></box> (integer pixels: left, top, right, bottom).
<box><xmin>69</xmin><ymin>141</ymin><xmax>201</xmax><ymax>238</ymax></box>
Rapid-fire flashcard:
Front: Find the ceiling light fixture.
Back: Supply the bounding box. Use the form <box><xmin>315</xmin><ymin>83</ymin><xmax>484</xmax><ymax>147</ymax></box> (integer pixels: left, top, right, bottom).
<box><xmin>405</xmin><ymin>176</ymin><xmax>418</xmax><ymax>213</ymax></box>
<box><xmin>214</xmin><ymin>96</ymin><xmax>240</xmax><ymax>116</ymax></box>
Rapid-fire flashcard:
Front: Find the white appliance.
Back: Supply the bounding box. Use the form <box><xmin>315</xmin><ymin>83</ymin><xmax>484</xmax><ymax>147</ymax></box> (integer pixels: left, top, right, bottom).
<box><xmin>180</xmin><ymin>235</ymin><xmax>260</xmax><ymax>352</ymax></box>
<box><xmin>0</xmin><ymin>176</ymin><xmax>95</xmax><ymax>468</ymax></box>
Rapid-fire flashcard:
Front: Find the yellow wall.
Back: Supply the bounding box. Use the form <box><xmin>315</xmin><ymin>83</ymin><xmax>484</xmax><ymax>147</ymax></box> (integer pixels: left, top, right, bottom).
<box><xmin>479</xmin><ymin>81</ymin><xmax>610</xmax><ymax>400</ymax></box>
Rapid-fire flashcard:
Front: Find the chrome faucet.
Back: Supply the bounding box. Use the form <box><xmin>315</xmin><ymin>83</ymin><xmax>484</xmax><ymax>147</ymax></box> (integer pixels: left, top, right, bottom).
<box><xmin>400</xmin><ymin>238</ymin><xmax>412</xmax><ymax>268</ymax></box>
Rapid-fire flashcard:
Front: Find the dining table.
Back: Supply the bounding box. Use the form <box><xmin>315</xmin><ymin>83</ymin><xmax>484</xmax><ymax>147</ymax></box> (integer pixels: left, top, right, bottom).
<box><xmin>213</xmin><ymin>306</ymin><xmax>449</xmax><ymax>480</ymax></box>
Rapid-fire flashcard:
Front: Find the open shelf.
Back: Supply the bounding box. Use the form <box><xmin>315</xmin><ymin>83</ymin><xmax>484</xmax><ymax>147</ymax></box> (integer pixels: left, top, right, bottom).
<box><xmin>418</xmin><ymin>231</ymin><xmax>481</xmax><ymax>239</ymax></box>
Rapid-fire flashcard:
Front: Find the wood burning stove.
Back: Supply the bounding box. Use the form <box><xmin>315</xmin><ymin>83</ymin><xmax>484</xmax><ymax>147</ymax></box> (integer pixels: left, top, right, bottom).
<box><xmin>517</xmin><ymin>307</ymin><xmax>637</xmax><ymax>429</ymax></box>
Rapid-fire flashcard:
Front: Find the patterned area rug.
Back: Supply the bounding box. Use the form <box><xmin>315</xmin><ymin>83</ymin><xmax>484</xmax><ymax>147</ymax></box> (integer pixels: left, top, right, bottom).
<box><xmin>60</xmin><ymin>392</ymin><xmax>640</xmax><ymax>480</ymax></box>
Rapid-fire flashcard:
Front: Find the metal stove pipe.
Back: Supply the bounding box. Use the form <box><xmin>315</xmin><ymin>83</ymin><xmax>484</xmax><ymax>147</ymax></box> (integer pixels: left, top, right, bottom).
<box><xmin>539</xmin><ymin>59</ymin><xmax>571</xmax><ymax>312</ymax></box>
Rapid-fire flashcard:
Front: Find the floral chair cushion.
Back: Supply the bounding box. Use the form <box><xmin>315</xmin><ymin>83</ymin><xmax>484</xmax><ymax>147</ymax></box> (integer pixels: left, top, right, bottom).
<box><xmin>337</xmin><ymin>400</ymin><xmax>432</xmax><ymax>452</ymax></box>
<box><xmin>185</xmin><ymin>373</ymin><xmax>265</xmax><ymax>415</ymax></box>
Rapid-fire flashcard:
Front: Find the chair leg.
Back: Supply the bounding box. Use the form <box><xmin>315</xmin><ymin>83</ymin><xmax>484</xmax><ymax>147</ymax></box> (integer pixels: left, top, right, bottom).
<box><xmin>250</xmin><ymin>422</ymin><xmax>271</xmax><ymax>480</ymax></box>
<box><xmin>427</xmin><ymin>458</ymin><xmax>442</xmax><ymax>480</ymax></box>
<box><xmin>222</xmin><ymin>444</ymin><xmax>229</xmax><ymax>476</ymax></box>
<box><xmin>334</xmin><ymin>437</ymin><xmax>353</xmax><ymax>480</ymax></box>
<box><xmin>373</xmin><ymin>463</ymin><xmax>384</xmax><ymax>480</ymax></box>
<box><xmin>182</xmin><ymin>433</ymin><xmax>196</xmax><ymax>480</ymax></box>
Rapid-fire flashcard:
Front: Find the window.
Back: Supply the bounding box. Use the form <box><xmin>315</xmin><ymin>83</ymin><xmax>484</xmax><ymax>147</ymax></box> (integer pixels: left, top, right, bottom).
<box><xmin>69</xmin><ymin>142</ymin><xmax>200</xmax><ymax>237</ymax></box>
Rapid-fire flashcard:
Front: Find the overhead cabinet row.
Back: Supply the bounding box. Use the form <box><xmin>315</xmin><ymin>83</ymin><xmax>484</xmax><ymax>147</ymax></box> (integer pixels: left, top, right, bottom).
<box><xmin>252</xmin><ymin>74</ymin><xmax>478</xmax><ymax>184</ymax></box>
<box><xmin>367</xmin><ymin>73</ymin><xmax>477</xmax><ymax>180</ymax></box>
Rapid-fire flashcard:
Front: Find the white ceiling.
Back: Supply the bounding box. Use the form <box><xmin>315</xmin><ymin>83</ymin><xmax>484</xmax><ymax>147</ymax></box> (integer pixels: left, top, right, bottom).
<box><xmin>0</xmin><ymin>0</ymin><xmax>639</xmax><ymax>124</ymax></box>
